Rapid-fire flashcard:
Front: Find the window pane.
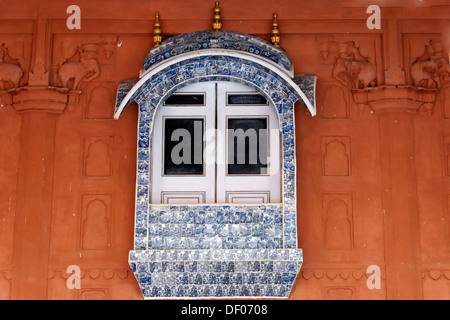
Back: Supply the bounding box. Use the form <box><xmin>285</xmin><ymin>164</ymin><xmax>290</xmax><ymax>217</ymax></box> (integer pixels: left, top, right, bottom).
<box><xmin>164</xmin><ymin>118</ymin><xmax>204</xmax><ymax>175</ymax></box>
<box><xmin>164</xmin><ymin>94</ymin><xmax>205</xmax><ymax>106</ymax></box>
<box><xmin>227</xmin><ymin>94</ymin><xmax>268</xmax><ymax>105</ymax></box>
<box><xmin>227</xmin><ymin>118</ymin><xmax>268</xmax><ymax>175</ymax></box>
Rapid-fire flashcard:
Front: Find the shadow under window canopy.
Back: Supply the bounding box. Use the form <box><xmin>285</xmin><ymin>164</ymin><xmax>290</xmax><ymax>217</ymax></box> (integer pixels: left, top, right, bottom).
<box><xmin>114</xmin><ymin>16</ymin><xmax>316</xmax><ymax>298</ymax></box>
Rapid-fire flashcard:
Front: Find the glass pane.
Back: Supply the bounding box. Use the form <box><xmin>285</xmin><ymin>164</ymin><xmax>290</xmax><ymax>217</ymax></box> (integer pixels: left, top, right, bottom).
<box><xmin>163</xmin><ymin>118</ymin><xmax>204</xmax><ymax>175</ymax></box>
<box><xmin>164</xmin><ymin>94</ymin><xmax>205</xmax><ymax>106</ymax></box>
<box><xmin>227</xmin><ymin>118</ymin><xmax>268</xmax><ymax>175</ymax></box>
<box><xmin>227</xmin><ymin>94</ymin><xmax>268</xmax><ymax>105</ymax></box>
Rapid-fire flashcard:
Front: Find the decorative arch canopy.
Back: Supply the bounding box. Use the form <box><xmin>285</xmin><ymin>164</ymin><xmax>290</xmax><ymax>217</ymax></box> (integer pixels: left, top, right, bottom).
<box><xmin>114</xmin><ymin>31</ymin><xmax>316</xmax><ymax>119</ymax></box>
<box><xmin>114</xmin><ymin>30</ymin><xmax>316</xmax><ymax>299</ymax></box>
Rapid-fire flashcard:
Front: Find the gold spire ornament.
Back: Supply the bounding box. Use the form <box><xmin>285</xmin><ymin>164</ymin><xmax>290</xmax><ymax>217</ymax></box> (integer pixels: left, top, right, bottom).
<box><xmin>212</xmin><ymin>1</ymin><xmax>222</xmax><ymax>32</ymax></box>
<box><xmin>271</xmin><ymin>12</ymin><xmax>280</xmax><ymax>48</ymax></box>
<box><xmin>153</xmin><ymin>13</ymin><xmax>162</xmax><ymax>47</ymax></box>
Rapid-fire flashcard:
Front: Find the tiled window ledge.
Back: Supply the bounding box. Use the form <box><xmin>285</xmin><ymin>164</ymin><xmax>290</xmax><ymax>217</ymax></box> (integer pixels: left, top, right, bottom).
<box><xmin>129</xmin><ymin>249</ymin><xmax>303</xmax><ymax>299</ymax></box>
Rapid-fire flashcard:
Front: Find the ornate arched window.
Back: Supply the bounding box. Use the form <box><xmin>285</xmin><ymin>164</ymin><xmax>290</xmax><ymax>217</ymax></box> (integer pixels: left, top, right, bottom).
<box><xmin>114</xmin><ymin>29</ymin><xmax>316</xmax><ymax>299</ymax></box>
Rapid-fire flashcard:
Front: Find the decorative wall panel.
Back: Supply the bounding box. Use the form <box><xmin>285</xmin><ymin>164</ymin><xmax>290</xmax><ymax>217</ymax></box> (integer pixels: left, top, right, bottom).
<box><xmin>319</xmin><ymin>84</ymin><xmax>348</xmax><ymax>119</ymax></box>
<box><xmin>86</xmin><ymin>83</ymin><xmax>116</xmax><ymax>119</ymax></box>
<box><xmin>80</xmin><ymin>195</ymin><xmax>111</xmax><ymax>250</ymax></box>
<box><xmin>325</xmin><ymin>286</ymin><xmax>355</xmax><ymax>300</ymax></box>
<box><xmin>322</xmin><ymin>194</ymin><xmax>353</xmax><ymax>250</ymax></box>
<box><xmin>83</xmin><ymin>137</ymin><xmax>113</xmax><ymax>178</ymax></box>
<box><xmin>78</xmin><ymin>288</ymin><xmax>110</xmax><ymax>300</ymax></box>
<box><xmin>321</xmin><ymin>136</ymin><xmax>351</xmax><ymax>177</ymax></box>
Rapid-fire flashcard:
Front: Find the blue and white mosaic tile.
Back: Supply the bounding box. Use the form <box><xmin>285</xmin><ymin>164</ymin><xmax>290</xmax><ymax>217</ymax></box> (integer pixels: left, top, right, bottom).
<box><xmin>143</xmin><ymin>30</ymin><xmax>293</xmax><ymax>73</ymax></box>
<box><xmin>129</xmin><ymin>249</ymin><xmax>303</xmax><ymax>298</ymax></box>
<box><xmin>114</xmin><ymin>30</ymin><xmax>316</xmax><ymax>299</ymax></box>
<box><xmin>293</xmin><ymin>74</ymin><xmax>317</xmax><ymax>111</ymax></box>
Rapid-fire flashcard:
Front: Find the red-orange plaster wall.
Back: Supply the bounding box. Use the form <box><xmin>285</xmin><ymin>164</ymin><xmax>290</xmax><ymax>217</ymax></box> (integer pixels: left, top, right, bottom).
<box><xmin>0</xmin><ymin>0</ymin><xmax>450</xmax><ymax>300</ymax></box>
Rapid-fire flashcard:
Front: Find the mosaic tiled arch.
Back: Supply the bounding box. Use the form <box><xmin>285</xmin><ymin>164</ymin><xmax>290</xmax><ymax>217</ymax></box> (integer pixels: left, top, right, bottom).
<box><xmin>142</xmin><ymin>30</ymin><xmax>294</xmax><ymax>72</ymax></box>
<box><xmin>115</xmin><ymin>53</ymin><xmax>316</xmax><ymax>118</ymax></box>
<box><xmin>115</xmin><ymin>31</ymin><xmax>316</xmax><ymax>299</ymax></box>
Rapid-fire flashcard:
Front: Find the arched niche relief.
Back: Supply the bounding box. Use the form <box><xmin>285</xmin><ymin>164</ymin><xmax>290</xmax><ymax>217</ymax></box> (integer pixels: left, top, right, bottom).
<box><xmin>83</xmin><ymin>137</ymin><xmax>113</xmax><ymax>178</ymax></box>
<box><xmin>114</xmin><ymin>30</ymin><xmax>317</xmax><ymax>299</ymax></box>
<box><xmin>86</xmin><ymin>84</ymin><xmax>115</xmax><ymax>119</ymax></box>
<box><xmin>320</xmin><ymin>84</ymin><xmax>348</xmax><ymax>119</ymax></box>
<box><xmin>323</xmin><ymin>196</ymin><xmax>353</xmax><ymax>251</ymax></box>
<box><xmin>322</xmin><ymin>136</ymin><xmax>351</xmax><ymax>177</ymax></box>
<box><xmin>80</xmin><ymin>194</ymin><xmax>111</xmax><ymax>251</ymax></box>
<box><xmin>326</xmin><ymin>286</ymin><xmax>356</xmax><ymax>300</ymax></box>
<box><xmin>79</xmin><ymin>288</ymin><xmax>110</xmax><ymax>300</ymax></box>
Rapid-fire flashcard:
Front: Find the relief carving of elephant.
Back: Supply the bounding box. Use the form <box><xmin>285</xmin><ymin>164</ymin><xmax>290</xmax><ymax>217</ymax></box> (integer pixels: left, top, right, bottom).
<box><xmin>0</xmin><ymin>48</ymin><xmax>23</xmax><ymax>89</ymax></box>
<box><xmin>332</xmin><ymin>54</ymin><xmax>377</xmax><ymax>89</ymax></box>
<box><xmin>411</xmin><ymin>57</ymin><xmax>450</xmax><ymax>88</ymax></box>
<box><xmin>58</xmin><ymin>50</ymin><xmax>100</xmax><ymax>90</ymax></box>
<box><xmin>410</xmin><ymin>41</ymin><xmax>450</xmax><ymax>89</ymax></box>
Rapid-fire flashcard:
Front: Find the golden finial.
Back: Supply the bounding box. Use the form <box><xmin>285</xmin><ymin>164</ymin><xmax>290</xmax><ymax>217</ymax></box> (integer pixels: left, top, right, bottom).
<box><xmin>213</xmin><ymin>1</ymin><xmax>222</xmax><ymax>32</ymax></box>
<box><xmin>153</xmin><ymin>13</ymin><xmax>162</xmax><ymax>47</ymax></box>
<box><xmin>271</xmin><ymin>12</ymin><xmax>280</xmax><ymax>47</ymax></box>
